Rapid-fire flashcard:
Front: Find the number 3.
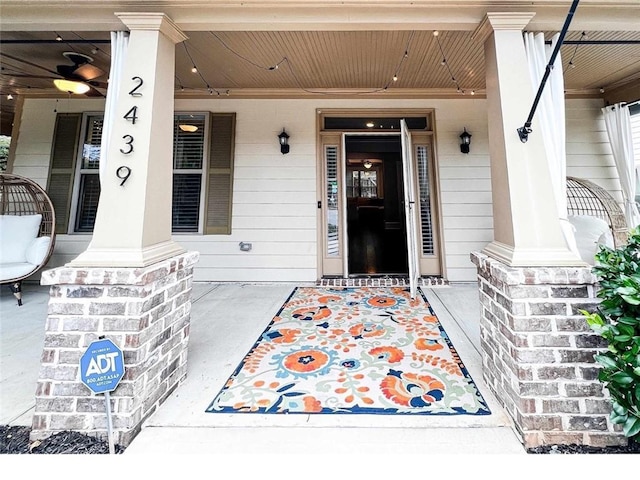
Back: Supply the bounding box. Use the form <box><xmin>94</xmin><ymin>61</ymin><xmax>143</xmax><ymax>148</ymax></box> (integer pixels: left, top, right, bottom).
<box><xmin>120</xmin><ymin>135</ymin><xmax>134</xmax><ymax>154</ymax></box>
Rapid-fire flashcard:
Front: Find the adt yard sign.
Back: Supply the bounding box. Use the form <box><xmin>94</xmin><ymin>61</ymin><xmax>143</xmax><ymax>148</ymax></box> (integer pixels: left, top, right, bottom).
<box><xmin>80</xmin><ymin>338</ymin><xmax>125</xmax><ymax>394</ymax></box>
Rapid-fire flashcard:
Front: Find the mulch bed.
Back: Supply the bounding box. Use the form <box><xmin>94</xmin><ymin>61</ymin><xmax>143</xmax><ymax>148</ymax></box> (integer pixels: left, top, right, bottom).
<box><xmin>1</xmin><ymin>426</ymin><xmax>125</xmax><ymax>454</ymax></box>
<box><xmin>2</xmin><ymin>424</ymin><xmax>638</xmax><ymax>454</ymax></box>
<box><xmin>527</xmin><ymin>442</ymin><xmax>640</xmax><ymax>454</ymax></box>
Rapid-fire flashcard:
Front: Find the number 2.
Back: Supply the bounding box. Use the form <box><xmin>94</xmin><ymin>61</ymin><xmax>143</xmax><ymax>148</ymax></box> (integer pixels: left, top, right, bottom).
<box><xmin>129</xmin><ymin>76</ymin><xmax>143</xmax><ymax>96</ymax></box>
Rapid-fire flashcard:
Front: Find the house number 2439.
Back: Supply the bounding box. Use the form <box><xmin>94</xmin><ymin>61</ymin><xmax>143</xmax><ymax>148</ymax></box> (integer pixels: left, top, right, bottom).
<box><xmin>117</xmin><ymin>76</ymin><xmax>143</xmax><ymax>186</ymax></box>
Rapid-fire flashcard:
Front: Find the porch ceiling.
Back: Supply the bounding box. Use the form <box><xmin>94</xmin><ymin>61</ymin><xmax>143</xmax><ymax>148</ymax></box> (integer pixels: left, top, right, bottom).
<box><xmin>1</xmin><ymin>28</ymin><xmax>640</xmax><ymax>135</ymax></box>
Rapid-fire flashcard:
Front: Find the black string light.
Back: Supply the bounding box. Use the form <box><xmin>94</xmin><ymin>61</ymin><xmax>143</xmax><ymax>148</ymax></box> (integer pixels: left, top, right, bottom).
<box><xmin>175</xmin><ymin>74</ymin><xmax>185</xmax><ymax>92</ymax></box>
<box><xmin>207</xmin><ymin>31</ymin><xmax>416</xmax><ymax>96</ymax></box>
<box><xmin>433</xmin><ymin>30</ymin><xmax>470</xmax><ymax>95</ymax></box>
<box><xmin>385</xmin><ymin>31</ymin><xmax>415</xmax><ymax>91</ymax></box>
<box><xmin>183</xmin><ymin>42</ymin><xmax>223</xmax><ymax>95</ymax></box>
<box><xmin>564</xmin><ymin>31</ymin><xmax>588</xmax><ymax>73</ymax></box>
<box><xmin>70</xmin><ymin>32</ymin><xmax>104</xmax><ymax>57</ymax></box>
<box><xmin>179</xmin><ymin>31</ymin><xmax>472</xmax><ymax>97</ymax></box>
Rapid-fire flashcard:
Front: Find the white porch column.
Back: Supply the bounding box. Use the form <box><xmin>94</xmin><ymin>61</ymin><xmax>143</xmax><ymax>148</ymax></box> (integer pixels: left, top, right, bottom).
<box><xmin>69</xmin><ymin>13</ymin><xmax>187</xmax><ymax>267</ymax></box>
<box><xmin>472</xmin><ymin>13</ymin><xmax>583</xmax><ymax>267</ymax></box>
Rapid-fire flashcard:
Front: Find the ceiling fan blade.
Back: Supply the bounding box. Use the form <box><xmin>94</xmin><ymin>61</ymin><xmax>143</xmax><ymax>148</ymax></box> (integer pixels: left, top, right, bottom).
<box><xmin>1</xmin><ymin>73</ymin><xmax>58</xmax><ymax>79</ymax></box>
<box><xmin>85</xmin><ymin>86</ymin><xmax>105</xmax><ymax>97</ymax></box>
<box><xmin>87</xmin><ymin>79</ymin><xmax>109</xmax><ymax>89</ymax></box>
<box><xmin>1</xmin><ymin>52</ymin><xmax>60</xmax><ymax>77</ymax></box>
<box><xmin>56</xmin><ymin>64</ymin><xmax>77</xmax><ymax>78</ymax></box>
<box><xmin>74</xmin><ymin>63</ymin><xmax>105</xmax><ymax>81</ymax></box>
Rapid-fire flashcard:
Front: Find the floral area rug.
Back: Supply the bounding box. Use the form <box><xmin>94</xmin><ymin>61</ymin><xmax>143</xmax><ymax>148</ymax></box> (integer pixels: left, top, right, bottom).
<box><xmin>206</xmin><ymin>286</ymin><xmax>490</xmax><ymax>416</ymax></box>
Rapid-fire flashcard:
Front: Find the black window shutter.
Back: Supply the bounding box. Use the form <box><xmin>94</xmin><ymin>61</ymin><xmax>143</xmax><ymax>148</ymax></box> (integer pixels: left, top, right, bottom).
<box><xmin>47</xmin><ymin>113</ymin><xmax>81</xmax><ymax>233</ymax></box>
<box><xmin>205</xmin><ymin>113</ymin><xmax>235</xmax><ymax>235</ymax></box>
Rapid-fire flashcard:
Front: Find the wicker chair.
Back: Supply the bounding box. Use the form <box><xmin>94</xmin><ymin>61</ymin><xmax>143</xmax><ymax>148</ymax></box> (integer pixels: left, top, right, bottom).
<box><xmin>0</xmin><ymin>173</ymin><xmax>56</xmax><ymax>305</ymax></box>
<box><xmin>566</xmin><ymin>176</ymin><xmax>628</xmax><ymax>248</ymax></box>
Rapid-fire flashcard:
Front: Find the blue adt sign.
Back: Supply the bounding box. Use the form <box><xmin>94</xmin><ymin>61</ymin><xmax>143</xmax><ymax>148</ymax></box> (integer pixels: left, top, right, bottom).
<box><xmin>80</xmin><ymin>339</ymin><xmax>125</xmax><ymax>394</ymax></box>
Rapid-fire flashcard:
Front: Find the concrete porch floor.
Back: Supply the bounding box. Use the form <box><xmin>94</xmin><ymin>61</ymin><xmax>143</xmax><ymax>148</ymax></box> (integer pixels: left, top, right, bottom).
<box><xmin>0</xmin><ymin>281</ymin><xmax>526</xmax><ymax>455</ymax></box>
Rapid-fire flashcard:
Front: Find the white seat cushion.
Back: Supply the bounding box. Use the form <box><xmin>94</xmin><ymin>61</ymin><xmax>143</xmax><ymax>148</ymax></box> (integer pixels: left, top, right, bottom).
<box><xmin>0</xmin><ymin>214</ymin><xmax>42</xmax><ymax>263</ymax></box>
<box><xmin>567</xmin><ymin>215</ymin><xmax>612</xmax><ymax>265</ymax></box>
<box><xmin>0</xmin><ymin>262</ymin><xmax>38</xmax><ymax>282</ymax></box>
<box><xmin>25</xmin><ymin>236</ymin><xmax>51</xmax><ymax>265</ymax></box>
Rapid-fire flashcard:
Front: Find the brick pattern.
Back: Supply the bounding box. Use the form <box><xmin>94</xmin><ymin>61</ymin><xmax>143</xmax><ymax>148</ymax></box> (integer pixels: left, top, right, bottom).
<box><xmin>31</xmin><ymin>252</ymin><xmax>199</xmax><ymax>447</ymax></box>
<box><xmin>471</xmin><ymin>251</ymin><xmax>626</xmax><ymax>448</ymax></box>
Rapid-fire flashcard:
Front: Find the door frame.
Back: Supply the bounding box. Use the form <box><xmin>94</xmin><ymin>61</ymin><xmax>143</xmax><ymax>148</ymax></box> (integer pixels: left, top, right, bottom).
<box><xmin>316</xmin><ymin>108</ymin><xmax>445</xmax><ymax>280</ymax></box>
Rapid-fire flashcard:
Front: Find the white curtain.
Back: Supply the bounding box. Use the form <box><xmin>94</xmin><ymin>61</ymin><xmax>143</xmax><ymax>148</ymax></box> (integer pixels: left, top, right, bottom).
<box><xmin>602</xmin><ymin>103</ymin><xmax>640</xmax><ymax>228</ymax></box>
<box><xmin>99</xmin><ymin>31</ymin><xmax>129</xmax><ymax>184</ymax></box>
<box><xmin>524</xmin><ymin>32</ymin><xmax>579</xmax><ymax>254</ymax></box>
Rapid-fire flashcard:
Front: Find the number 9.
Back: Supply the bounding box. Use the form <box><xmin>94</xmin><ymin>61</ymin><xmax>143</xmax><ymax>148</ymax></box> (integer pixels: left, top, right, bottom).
<box><xmin>116</xmin><ymin>166</ymin><xmax>131</xmax><ymax>186</ymax></box>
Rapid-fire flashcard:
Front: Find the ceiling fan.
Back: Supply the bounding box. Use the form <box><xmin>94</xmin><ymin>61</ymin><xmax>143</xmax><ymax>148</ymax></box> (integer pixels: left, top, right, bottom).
<box><xmin>3</xmin><ymin>51</ymin><xmax>108</xmax><ymax>97</ymax></box>
<box><xmin>52</xmin><ymin>52</ymin><xmax>107</xmax><ymax>96</ymax></box>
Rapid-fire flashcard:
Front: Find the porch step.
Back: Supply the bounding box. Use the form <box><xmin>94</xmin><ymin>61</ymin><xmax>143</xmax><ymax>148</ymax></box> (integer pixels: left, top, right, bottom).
<box><xmin>316</xmin><ymin>276</ymin><xmax>448</xmax><ymax>288</ymax></box>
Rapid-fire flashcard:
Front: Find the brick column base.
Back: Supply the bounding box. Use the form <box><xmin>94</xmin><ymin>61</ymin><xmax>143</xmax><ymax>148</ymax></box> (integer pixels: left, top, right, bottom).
<box><xmin>32</xmin><ymin>251</ymin><xmax>199</xmax><ymax>447</ymax></box>
<box><xmin>471</xmin><ymin>251</ymin><xmax>626</xmax><ymax>448</ymax></box>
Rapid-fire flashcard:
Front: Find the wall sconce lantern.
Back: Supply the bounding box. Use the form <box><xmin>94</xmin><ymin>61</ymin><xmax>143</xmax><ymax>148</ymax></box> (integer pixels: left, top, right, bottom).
<box><xmin>278</xmin><ymin>129</ymin><xmax>290</xmax><ymax>154</ymax></box>
<box><xmin>459</xmin><ymin>128</ymin><xmax>472</xmax><ymax>154</ymax></box>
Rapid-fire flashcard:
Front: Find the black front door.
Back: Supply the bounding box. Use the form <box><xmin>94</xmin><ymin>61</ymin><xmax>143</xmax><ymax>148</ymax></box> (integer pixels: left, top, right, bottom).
<box><xmin>345</xmin><ymin>135</ymin><xmax>408</xmax><ymax>275</ymax></box>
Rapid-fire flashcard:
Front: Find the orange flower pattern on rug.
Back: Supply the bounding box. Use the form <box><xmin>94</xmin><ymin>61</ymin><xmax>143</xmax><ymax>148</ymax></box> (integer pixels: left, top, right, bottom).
<box><xmin>206</xmin><ymin>287</ymin><xmax>490</xmax><ymax>415</ymax></box>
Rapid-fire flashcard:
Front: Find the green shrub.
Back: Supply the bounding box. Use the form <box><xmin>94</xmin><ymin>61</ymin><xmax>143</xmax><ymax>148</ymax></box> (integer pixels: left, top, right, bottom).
<box><xmin>582</xmin><ymin>226</ymin><xmax>640</xmax><ymax>441</ymax></box>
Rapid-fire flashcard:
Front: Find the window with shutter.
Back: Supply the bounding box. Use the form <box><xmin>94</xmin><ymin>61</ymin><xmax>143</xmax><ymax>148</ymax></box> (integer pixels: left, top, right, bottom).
<box><xmin>47</xmin><ymin>113</ymin><xmax>82</xmax><ymax>233</ymax></box>
<box><xmin>59</xmin><ymin>111</ymin><xmax>235</xmax><ymax>235</ymax></box>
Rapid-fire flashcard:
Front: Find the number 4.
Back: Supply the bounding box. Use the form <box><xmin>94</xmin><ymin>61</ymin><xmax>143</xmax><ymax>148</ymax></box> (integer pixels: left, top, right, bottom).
<box><xmin>124</xmin><ymin>106</ymin><xmax>138</xmax><ymax>124</ymax></box>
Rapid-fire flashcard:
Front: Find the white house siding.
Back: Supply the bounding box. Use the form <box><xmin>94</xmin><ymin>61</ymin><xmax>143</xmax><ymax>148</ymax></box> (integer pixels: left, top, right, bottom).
<box><xmin>11</xmin><ymin>99</ymin><xmax>105</xmax><ymax>189</ymax></box>
<box><xmin>432</xmin><ymin>99</ymin><xmax>493</xmax><ymax>282</ymax></box>
<box><xmin>566</xmin><ymin>98</ymin><xmax>623</xmax><ymax>204</ymax></box>
<box><xmin>11</xmin><ymin>96</ymin><xmax>618</xmax><ymax>283</ymax></box>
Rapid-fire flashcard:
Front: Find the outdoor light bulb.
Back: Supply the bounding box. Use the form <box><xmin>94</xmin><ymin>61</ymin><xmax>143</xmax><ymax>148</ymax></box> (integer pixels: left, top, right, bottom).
<box><xmin>433</xmin><ymin>31</ymin><xmax>439</xmax><ymax>37</ymax></box>
<box><xmin>7</xmin><ymin>94</ymin><xmax>13</xmax><ymax>100</ymax></box>
<box><xmin>55</xmin><ymin>35</ymin><xmax>62</xmax><ymax>41</ymax></box>
<box><xmin>441</xmin><ymin>59</ymin><xmax>446</xmax><ymax>66</ymax></box>
<box><xmin>393</xmin><ymin>75</ymin><xmax>398</xmax><ymax>82</ymax></box>
<box><xmin>191</xmin><ymin>66</ymin><xmax>197</xmax><ymax>73</ymax></box>
<box><xmin>366</xmin><ymin>122</ymin><xmax>374</xmax><ymax>128</ymax></box>
<box><xmin>53</xmin><ymin>79</ymin><xmax>90</xmax><ymax>95</ymax></box>
<box><xmin>599</xmin><ymin>87</ymin><xmax>605</xmax><ymax>93</ymax></box>
<box><xmin>569</xmin><ymin>61</ymin><xmax>575</xmax><ymax>68</ymax></box>
<box><xmin>470</xmin><ymin>90</ymin><xmax>475</xmax><ymax>96</ymax></box>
